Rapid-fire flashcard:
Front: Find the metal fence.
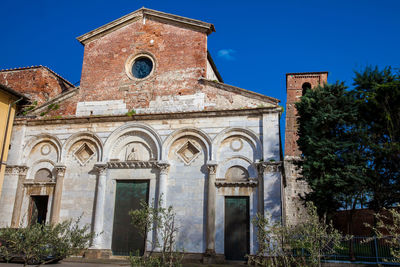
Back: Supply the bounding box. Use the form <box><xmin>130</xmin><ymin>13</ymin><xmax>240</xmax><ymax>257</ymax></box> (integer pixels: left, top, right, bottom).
<box><xmin>294</xmin><ymin>236</ymin><xmax>400</xmax><ymax>265</ymax></box>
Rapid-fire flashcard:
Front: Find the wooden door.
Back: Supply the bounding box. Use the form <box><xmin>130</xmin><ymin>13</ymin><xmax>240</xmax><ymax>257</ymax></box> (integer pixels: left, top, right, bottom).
<box><xmin>224</xmin><ymin>196</ymin><xmax>250</xmax><ymax>260</ymax></box>
<box><xmin>112</xmin><ymin>180</ymin><xmax>149</xmax><ymax>256</ymax></box>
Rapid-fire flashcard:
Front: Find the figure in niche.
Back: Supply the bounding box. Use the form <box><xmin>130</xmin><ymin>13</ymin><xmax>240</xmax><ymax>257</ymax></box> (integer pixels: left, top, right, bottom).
<box><xmin>126</xmin><ymin>147</ymin><xmax>138</xmax><ymax>161</ymax></box>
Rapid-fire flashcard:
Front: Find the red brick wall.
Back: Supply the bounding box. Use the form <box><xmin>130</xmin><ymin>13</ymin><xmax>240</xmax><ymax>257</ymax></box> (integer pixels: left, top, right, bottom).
<box><xmin>79</xmin><ymin>17</ymin><xmax>208</xmax><ymax>110</ymax></box>
<box><xmin>0</xmin><ymin>67</ymin><xmax>73</xmax><ymax>106</ymax></box>
<box><xmin>284</xmin><ymin>73</ymin><xmax>328</xmax><ymax>157</ymax></box>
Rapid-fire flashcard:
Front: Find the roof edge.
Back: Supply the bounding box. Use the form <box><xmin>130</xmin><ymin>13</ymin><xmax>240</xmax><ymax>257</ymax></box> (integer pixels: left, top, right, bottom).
<box><xmin>0</xmin><ymin>84</ymin><xmax>29</xmax><ymax>101</ymax></box>
<box><xmin>199</xmin><ymin>78</ymin><xmax>280</xmax><ymax>104</ymax></box>
<box><xmin>286</xmin><ymin>71</ymin><xmax>329</xmax><ymax>76</ymax></box>
<box><xmin>207</xmin><ymin>51</ymin><xmax>223</xmax><ymax>83</ymax></box>
<box><xmin>0</xmin><ymin>65</ymin><xmax>75</xmax><ymax>88</ymax></box>
<box><xmin>77</xmin><ymin>7</ymin><xmax>215</xmax><ymax>45</ymax></box>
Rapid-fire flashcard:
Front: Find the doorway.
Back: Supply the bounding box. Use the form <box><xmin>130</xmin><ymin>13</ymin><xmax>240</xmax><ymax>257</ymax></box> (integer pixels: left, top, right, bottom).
<box><xmin>224</xmin><ymin>196</ymin><xmax>250</xmax><ymax>260</ymax></box>
<box><xmin>29</xmin><ymin>195</ymin><xmax>49</xmax><ymax>225</ymax></box>
<box><xmin>112</xmin><ymin>180</ymin><xmax>150</xmax><ymax>256</ymax></box>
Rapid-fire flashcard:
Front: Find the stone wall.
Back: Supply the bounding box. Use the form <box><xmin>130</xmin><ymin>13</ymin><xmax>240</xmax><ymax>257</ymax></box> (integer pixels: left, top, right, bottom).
<box><xmin>283</xmin><ymin>72</ymin><xmax>328</xmax><ymax>226</ymax></box>
<box><xmin>0</xmin><ymin>110</ymin><xmax>282</xmax><ymax>256</ymax></box>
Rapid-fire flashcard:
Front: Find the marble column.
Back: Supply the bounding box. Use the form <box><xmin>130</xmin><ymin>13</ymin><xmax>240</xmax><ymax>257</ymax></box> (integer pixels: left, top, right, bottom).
<box><xmin>206</xmin><ymin>161</ymin><xmax>217</xmax><ymax>254</ymax></box>
<box><xmin>50</xmin><ymin>165</ymin><xmax>66</xmax><ymax>224</ymax></box>
<box><xmin>256</xmin><ymin>162</ymin><xmax>266</xmax><ymax>215</ymax></box>
<box><xmin>11</xmin><ymin>166</ymin><xmax>28</xmax><ymax>227</ymax></box>
<box><xmin>156</xmin><ymin>161</ymin><xmax>170</xmax><ymax>207</ymax></box>
<box><xmin>92</xmin><ymin>163</ymin><xmax>107</xmax><ymax>249</ymax></box>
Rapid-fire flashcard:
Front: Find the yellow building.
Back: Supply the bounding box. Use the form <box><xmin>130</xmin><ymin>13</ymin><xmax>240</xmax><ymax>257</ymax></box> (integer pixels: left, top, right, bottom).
<box><xmin>0</xmin><ymin>84</ymin><xmax>28</xmax><ymax>198</ymax></box>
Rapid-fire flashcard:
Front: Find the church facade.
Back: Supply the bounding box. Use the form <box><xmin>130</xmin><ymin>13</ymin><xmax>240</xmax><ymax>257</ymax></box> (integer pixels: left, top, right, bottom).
<box><xmin>0</xmin><ymin>8</ymin><xmax>284</xmax><ymax>260</ymax></box>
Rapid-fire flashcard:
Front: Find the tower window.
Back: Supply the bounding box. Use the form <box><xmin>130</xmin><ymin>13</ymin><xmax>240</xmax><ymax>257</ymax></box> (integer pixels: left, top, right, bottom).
<box><xmin>302</xmin><ymin>82</ymin><xmax>312</xmax><ymax>95</ymax></box>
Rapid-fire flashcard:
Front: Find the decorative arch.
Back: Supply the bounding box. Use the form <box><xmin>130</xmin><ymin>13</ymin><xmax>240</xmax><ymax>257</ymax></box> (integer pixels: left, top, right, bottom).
<box><xmin>62</xmin><ymin>131</ymin><xmax>103</xmax><ymax>162</ymax></box>
<box><xmin>22</xmin><ymin>134</ymin><xmax>62</xmax><ymax>164</ymax></box>
<box><xmin>103</xmin><ymin>122</ymin><xmax>162</xmax><ymax>161</ymax></box>
<box><xmin>26</xmin><ymin>159</ymin><xmax>56</xmax><ymax>180</ymax></box>
<box><xmin>162</xmin><ymin>127</ymin><xmax>212</xmax><ymax>161</ymax></box>
<box><xmin>212</xmin><ymin>127</ymin><xmax>262</xmax><ymax>161</ymax></box>
<box><xmin>217</xmin><ymin>156</ymin><xmax>257</xmax><ymax>179</ymax></box>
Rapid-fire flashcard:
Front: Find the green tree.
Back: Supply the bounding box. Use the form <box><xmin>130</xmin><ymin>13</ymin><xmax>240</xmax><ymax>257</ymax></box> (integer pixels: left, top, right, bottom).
<box><xmin>295</xmin><ymin>82</ymin><xmax>367</xmax><ymax>221</ymax></box>
<box><xmin>352</xmin><ymin>66</ymin><xmax>400</xmax><ymax>212</ymax></box>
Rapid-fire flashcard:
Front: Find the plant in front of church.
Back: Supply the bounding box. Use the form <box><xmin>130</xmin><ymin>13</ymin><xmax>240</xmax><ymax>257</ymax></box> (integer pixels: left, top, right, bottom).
<box><xmin>365</xmin><ymin>207</ymin><xmax>400</xmax><ymax>262</ymax></box>
<box><xmin>251</xmin><ymin>203</ymin><xmax>344</xmax><ymax>267</ymax></box>
<box><xmin>0</xmin><ymin>216</ymin><xmax>94</xmax><ymax>266</ymax></box>
<box><xmin>129</xmin><ymin>196</ymin><xmax>183</xmax><ymax>267</ymax></box>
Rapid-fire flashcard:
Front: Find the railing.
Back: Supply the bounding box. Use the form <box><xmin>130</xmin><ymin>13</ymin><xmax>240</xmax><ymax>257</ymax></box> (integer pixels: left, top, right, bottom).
<box><xmin>294</xmin><ymin>236</ymin><xmax>400</xmax><ymax>265</ymax></box>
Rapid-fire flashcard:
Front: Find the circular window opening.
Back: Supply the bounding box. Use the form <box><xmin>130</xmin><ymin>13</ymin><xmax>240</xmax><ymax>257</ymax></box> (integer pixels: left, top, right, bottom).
<box><xmin>132</xmin><ymin>57</ymin><xmax>153</xmax><ymax>79</ymax></box>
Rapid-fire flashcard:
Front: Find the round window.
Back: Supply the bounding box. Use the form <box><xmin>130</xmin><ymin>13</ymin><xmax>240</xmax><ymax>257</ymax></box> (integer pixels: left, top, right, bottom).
<box><xmin>132</xmin><ymin>57</ymin><xmax>153</xmax><ymax>79</ymax></box>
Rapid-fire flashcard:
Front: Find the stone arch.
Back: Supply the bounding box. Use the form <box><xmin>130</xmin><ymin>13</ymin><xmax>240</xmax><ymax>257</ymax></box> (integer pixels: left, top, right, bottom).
<box><xmin>212</xmin><ymin>127</ymin><xmax>262</xmax><ymax>161</ymax></box>
<box><xmin>103</xmin><ymin>122</ymin><xmax>162</xmax><ymax>161</ymax></box>
<box><xmin>162</xmin><ymin>127</ymin><xmax>212</xmax><ymax>161</ymax></box>
<box><xmin>26</xmin><ymin>159</ymin><xmax>56</xmax><ymax>180</ymax></box>
<box><xmin>62</xmin><ymin>131</ymin><xmax>103</xmax><ymax>162</ymax></box>
<box><xmin>217</xmin><ymin>156</ymin><xmax>257</xmax><ymax>179</ymax></box>
<box><xmin>23</xmin><ymin>134</ymin><xmax>62</xmax><ymax>164</ymax></box>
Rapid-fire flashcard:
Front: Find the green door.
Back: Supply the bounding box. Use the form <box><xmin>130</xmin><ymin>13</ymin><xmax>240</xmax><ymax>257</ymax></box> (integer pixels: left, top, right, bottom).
<box><xmin>225</xmin><ymin>196</ymin><xmax>250</xmax><ymax>260</ymax></box>
<box><xmin>112</xmin><ymin>180</ymin><xmax>149</xmax><ymax>256</ymax></box>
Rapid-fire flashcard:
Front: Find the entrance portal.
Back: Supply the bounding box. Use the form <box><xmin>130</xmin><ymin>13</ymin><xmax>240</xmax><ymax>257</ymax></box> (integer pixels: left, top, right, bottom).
<box><xmin>224</xmin><ymin>196</ymin><xmax>250</xmax><ymax>260</ymax></box>
<box><xmin>29</xmin><ymin>195</ymin><xmax>49</xmax><ymax>225</ymax></box>
<box><xmin>112</xmin><ymin>180</ymin><xmax>149</xmax><ymax>256</ymax></box>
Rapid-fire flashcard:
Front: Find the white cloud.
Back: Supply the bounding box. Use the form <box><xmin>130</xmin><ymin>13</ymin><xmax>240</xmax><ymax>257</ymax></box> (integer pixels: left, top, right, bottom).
<box><xmin>217</xmin><ymin>49</ymin><xmax>236</xmax><ymax>60</ymax></box>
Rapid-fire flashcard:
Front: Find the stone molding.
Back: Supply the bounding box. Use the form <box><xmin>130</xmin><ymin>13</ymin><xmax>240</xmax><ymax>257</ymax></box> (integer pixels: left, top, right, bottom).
<box><xmin>5</xmin><ymin>165</ymin><xmax>28</xmax><ymax>176</ymax></box>
<box><xmin>256</xmin><ymin>161</ymin><xmax>282</xmax><ymax>173</ymax></box>
<box><xmin>107</xmin><ymin>161</ymin><xmax>157</xmax><ymax>169</ymax></box>
<box><xmin>23</xmin><ymin>181</ymin><xmax>56</xmax><ymax>187</ymax></box>
<box><xmin>215</xmin><ymin>179</ymin><xmax>258</xmax><ymax>188</ymax></box>
<box><xmin>15</xmin><ymin>107</ymin><xmax>279</xmax><ymax>126</ymax></box>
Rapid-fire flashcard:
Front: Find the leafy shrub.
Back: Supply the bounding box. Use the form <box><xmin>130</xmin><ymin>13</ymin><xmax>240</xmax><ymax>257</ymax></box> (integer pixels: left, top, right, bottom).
<box><xmin>0</xmin><ymin>217</ymin><xmax>94</xmax><ymax>266</ymax></box>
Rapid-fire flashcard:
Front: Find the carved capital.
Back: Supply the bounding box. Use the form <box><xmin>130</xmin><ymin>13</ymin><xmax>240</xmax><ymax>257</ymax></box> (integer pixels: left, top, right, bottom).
<box><xmin>256</xmin><ymin>161</ymin><xmax>282</xmax><ymax>174</ymax></box>
<box><xmin>17</xmin><ymin>166</ymin><xmax>29</xmax><ymax>176</ymax></box>
<box><xmin>54</xmin><ymin>165</ymin><xmax>66</xmax><ymax>176</ymax></box>
<box><xmin>156</xmin><ymin>161</ymin><xmax>170</xmax><ymax>175</ymax></box>
<box><xmin>5</xmin><ymin>166</ymin><xmax>20</xmax><ymax>175</ymax></box>
<box><xmin>94</xmin><ymin>164</ymin><xmax>108</xmax><ymax>176</ymax></box>
<box><xmin>206</xmin><ymin>162</ymin><xmax>218</xmax><ymax>175</ymax></box>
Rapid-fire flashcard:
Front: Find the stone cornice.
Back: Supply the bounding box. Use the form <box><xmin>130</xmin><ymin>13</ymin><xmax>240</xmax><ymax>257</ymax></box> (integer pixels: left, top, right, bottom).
<box><xmin>23</xmin><ymin>181</ymin><xmax>56</xmax><ymax>186</ymax></box>
<box><xmin>107</xmin><ymin>161</ymin><xmax>158</xmax><ymax>169</ymax></box>
<box><xmin>215</xmin><ymin>179</ymin><xmax>258</xmax><ymax>188</ymax></box>
<box><xmin>14</xmin><ymin>107</ymin><xmax>280</xmax><ymax>126</ymax></box>
<box><xmin>77</xmin><ymin>7</ymin><xmax>215</xmax><ymax>45</ymax></box>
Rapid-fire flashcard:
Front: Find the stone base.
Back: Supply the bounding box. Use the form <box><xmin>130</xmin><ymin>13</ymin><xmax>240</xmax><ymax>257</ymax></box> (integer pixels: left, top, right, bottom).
<box><xmin>84</xmin><ymin>249</ymin><xmax>112</xmax><ymax>259</ymax></box>
<box><xmin>202</xmin><ymin>250</ymin><xmax>225</xmax><ymax>264</ymax></box>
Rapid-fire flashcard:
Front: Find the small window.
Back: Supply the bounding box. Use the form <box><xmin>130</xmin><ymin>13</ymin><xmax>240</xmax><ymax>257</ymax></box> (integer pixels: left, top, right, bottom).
<box><xmin>132</xmin><ymin>57</ymin><xmax>153</xmax><ymax>79</ymax></box>
<box><xmin>302</xmin><ymin>82</ymin><xmax>312</xmax><ymax>95</ymax></box>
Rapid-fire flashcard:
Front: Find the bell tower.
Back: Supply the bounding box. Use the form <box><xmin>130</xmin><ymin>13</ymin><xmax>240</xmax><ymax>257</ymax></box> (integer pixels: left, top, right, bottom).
<box><xmin>284</xmin><ymin>71</ymin><xmax>328</xmax><ymax>225</ymax></box>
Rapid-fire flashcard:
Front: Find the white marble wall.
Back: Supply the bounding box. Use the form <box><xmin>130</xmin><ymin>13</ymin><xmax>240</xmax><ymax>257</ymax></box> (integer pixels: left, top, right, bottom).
<box><xmin>1</xmin><ymin>112</ymin><xmax>282</xmax><ymax>255</ymax></box>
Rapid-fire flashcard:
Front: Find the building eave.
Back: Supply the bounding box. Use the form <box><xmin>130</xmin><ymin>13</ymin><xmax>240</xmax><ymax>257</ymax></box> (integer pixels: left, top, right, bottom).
<box><xmin>77</xmin><ymin>7</ymin><xmax>215</xmax><ymax>45</ymax></box>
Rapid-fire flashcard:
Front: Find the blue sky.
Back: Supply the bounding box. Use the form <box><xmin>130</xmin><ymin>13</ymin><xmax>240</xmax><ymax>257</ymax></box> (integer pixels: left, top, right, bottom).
<box><xmin>2</xmin><ymin>0</ymin><xmax>400</xmax><ymax>146</ymax></box>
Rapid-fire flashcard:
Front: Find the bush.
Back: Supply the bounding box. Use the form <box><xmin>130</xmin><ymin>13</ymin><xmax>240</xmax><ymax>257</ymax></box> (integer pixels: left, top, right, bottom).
<box><xmin>0</xmin><ymin>217</ymin><xmax>94</xmax><ymax>266</ymax></box>
<box><xmin>129</xmin><ymin>196</ymin><xmax>183</xmax><ymax>267</ymax></box>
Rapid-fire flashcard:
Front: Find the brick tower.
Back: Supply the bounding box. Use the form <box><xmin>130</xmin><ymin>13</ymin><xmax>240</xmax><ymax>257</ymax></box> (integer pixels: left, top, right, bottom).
<box><xmin>284</xmin><ymin>72</ymin><xmax>328</xmax><ymax>225</ymax></box>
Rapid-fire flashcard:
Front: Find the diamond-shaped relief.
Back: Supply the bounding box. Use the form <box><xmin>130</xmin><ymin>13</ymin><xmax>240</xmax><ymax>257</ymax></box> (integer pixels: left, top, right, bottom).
<box><xmin>74</xmin><ymin>143</ymin><xmax>95</xmax><ymax>165</ymax></box>
<box><xmin>177</xmin><ymin>141</ymin><xmax>201</xmax><ymax>165</ymax></box>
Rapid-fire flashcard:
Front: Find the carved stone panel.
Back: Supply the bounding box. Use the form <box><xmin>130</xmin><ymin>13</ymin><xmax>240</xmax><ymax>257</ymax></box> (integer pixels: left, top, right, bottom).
<box><xmin>74</xmin><ymin>143</ymin><xmax>95</xmax><ymax>165</ymax></box>
<box><xmin>176</xmin><ymin>140</ymin><xmax>201</xmax><ymax>165</ymax></box>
